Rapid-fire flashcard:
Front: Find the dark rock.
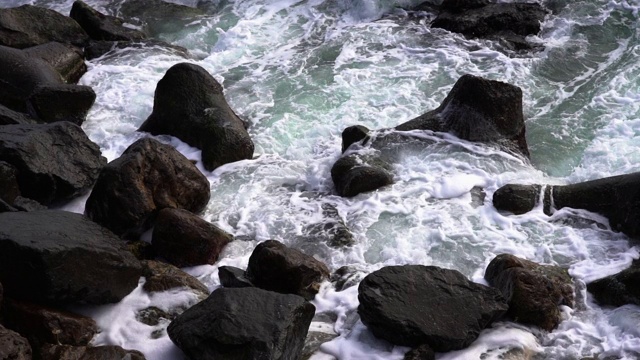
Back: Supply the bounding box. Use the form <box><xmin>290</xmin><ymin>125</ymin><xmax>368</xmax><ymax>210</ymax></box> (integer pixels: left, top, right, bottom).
<box><xmin>493</xmin><ymin>184</ymin><xmax>544</xmax><ymax>215</ymax></box>
<box><xmin>358</xmin><ymin>265</ymin><xmax>508</xmax><ymax>351</ymax></box>
<box><xmin>0</xmin><ymin>104</ymin><xmax>37</xmax><ymax>125</ymax></box>
<box><xmin>342</xmin><ymin>125</ymin><xmax>370</xmax><ymax>153</ymax></box>
<box><xmin>218</xmin><ymin>266</ymin><xmax>254</xmax><ymax>288</ymax></box>
<box><xmin>126</xmin><ymin>240</ymin><xmax>156</xmax><ymax>260</ymax></box>
<box><xmin>0</xmin><ymin>5</ymin><xmax>89</xmax><ymax>49</ymax></box>
<box><xmin>38</xmin><ymin>344</ymin><xmax>146</xmax><ymax>360</ymax></box>
<box><xmin>0</xmin><ymin>161</ymin><xmax>20</xmax><ymax>205</ymax></box>
<box><xmin>0</xmin><ymin>122</ymin><xmax>106</xmax><ymax>206</ymax></box>
<box><xmin>246</xmin><ymin>240</ymin><xmax>330</xmax><ymax>300</ymax></box>
<box><xmin>152</xmin><ymin>208</ymin><xmax>232</xmax><ymax>267</ymax></box>
<box><xmin>70</xmin><ymin>1</ymin><xmax>147</xmax><ymax>41</ymax></box>
<box><xmin>587</xmin><ymin>260</ymin><xmax>640</xmax><ymax>307</ymax></box>
<box><xmin>0</xmin><ymin>210</ymin><xmax>142</xmax><ymax>305</ymax></box>
<box><xmin>12</xmin><ymin>196</ymin><xmax>47</xmax><ymax>212</ymax></box>
<box><xmin>167</xmin><ymin>287</ymin><xmax>315</xmax><ymax>360</ymax></box>
<box><xmin>485</xmin><ymin>254</ymin><xmax>574</xmax><ymax>331</ymax></box>
<box><xmin>0</xmin><ymin>198</ymin><xmax>17</xmax><ymax>213</ymax></box>
<box><xmin>136</xmin><ymin>306</ymin><xmax>172</xmax><ymax>326</ymax></box>
<box><xmin>0</xmin><ymin>325</ymin><xmax>32</xmax><ymax>360</ymax></box>
<box><xmin>141</xmin><ymin>260</ymin><xmax>209</xmax><ymax>297</ymax></box>
<box><xmin>2</xmin><ymin>299</ymin><xmax>98</xmax><ymax>347</ymax></box>
<box><xmin>331</xmin><ymin>265</ymin><xmax>367</xmax><ymax>292</ymax></box>
<box><xmin>139</xmin><ymin>62</ymin><xmax>254</xmax><ymax>171</ymax></box>
<box><xmin>331</xmin><ymin>154</ymin><xmax>394</xmax><ymax>197</ymax></box>
<box><xmin>84</xmin><ymin>39</ymin><xmax>190</xmax><ymax>60</ymax></box>
<box><xmin>304</xmin><ymin>203</ymin><xmax>355</xmax><ymax>247</ymax></box>
<box><xmin>440</xmin><ymin>0</ymin><xmax>491</xmax><ymax>12</ymax></box>
<box><xmin>85</xmin><ymin>137</ymin><xmax>210</xmax><ymax>238</ymax></box>
<box><xmin>301</xmin><ymin>331</ymin><xmax>338</xmax><ymax>360</ymax></box>
<box><xmin>23</xmin><ymin>42</ymin><xmax>86</xmax><ymax>84</ymax></box>
<box><xmin>404</xmin><ymin>344</ymin><xmax>436</xmax><ymax>360</ymax></box>
<box><xmin>119</xmin><ymin>0</ymin><xmax>205</xmax><ymax>36</ymax></box>
<box><xmin>396</xmin><ymin>74</ymin><xmax>529</xmax><ymax>158</ymax></box>
<box><xmin>26</xmin><ymin>84</ymin><xmax>96</xmax><ymax>125</ymax></box>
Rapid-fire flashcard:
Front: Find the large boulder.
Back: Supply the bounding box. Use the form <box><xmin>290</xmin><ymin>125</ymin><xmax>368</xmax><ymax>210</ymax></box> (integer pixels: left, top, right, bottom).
<box><xmin>167</xmin><ymin>287</ymin><xmax>315</xmax><ymax>360</ymax></box>
<box><xmin>119</xmin><ymin>0</ymin><xmax>205</xmax><ymax>36</ymax></box>
<box><xmin>331</xmin><ymin>154</ymin><xmax>394</xmax><ymax>197</ymax></box>
<box><xmin>485</xmin><ymin>254</ymin><xmax>574</xmax><ymax>331</ymax></box>
<box><xmin>26</xmin><ymin>84</ymin><xmax>96</xmax><ymax>125</ymax></box>
<box><xmin>492</xmin><ymin>184</ymin><xmax>548</xmax><ymax>215</ymax></box>
<box><xmin>70</xmin><ymin>1</ymin><xmax>147</xmax><ymax>41</ymax></box>
<box><xmin>23</xmin><ymin>42</ymin><xmax>87</xmax><ymax>84</ymax></box>
<box><xmin>246</xmin><ymin>240</ymin><xmax>330</xmax><ymax>300</ymax></box>
<box><xmin>151</xmin><ymin>208</ymin><xmax>233</xmax><ymax>267</ymax></box>
<box><xmin>358</xmin><ymin>265</ymin><xmax>508</xmax><ymax>351</ymax></box>
<box><xmin>0</xmin><ymin>325</ymin><xmax>32</xmax><ymax>360</ymax></box>
<box><xmin>138</xmin><ymin>63</ymin><xmax>254</xmax><ymax>171</ymax></box>
<box><xmin>0</xmin><ymin>210</ymin><xmax>142</xmax><ymax>305</ymax></box>
<box><xmin>587</xmin><ymin>260</ymin><xmax>640</xmax><ymax>307</ymax></box>
<box><xmin>39</xmin><ymin>344</ymin><xmax>146</xmax><ymax>360</ymax></box>
<box><xmin>0</xmin><ymin>5</ymin><xmax>89</xmax><ymax>49</ymax></box>
<box><xmin>85</xmin><ymin>137</ymin><xmax>210</xmax><ymax>238</ymax></box>
<box><xmin>0</xmin><ymin>122</ymin><xmax>106</xmax><ymax>206</ymax></box>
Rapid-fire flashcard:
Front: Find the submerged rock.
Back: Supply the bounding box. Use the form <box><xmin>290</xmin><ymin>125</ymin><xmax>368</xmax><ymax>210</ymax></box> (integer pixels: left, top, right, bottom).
<box><xmin>119</xmin><ymin>0</ymin><xmax>205</xmax><ymax>36</ymax></box>
<box><xmin>587</xmin><ymin>260</ymin><xmax>640</xmax><ymax>307</ymax></box>
<box><xmin>139</xmin><ymin>63</ymin><xmax>254</xmax><ymax>171</ymax></box>
<box><xmin>485</xmin><ymin>254</ymin><xmax>574</xmax><ymax>330</ymax></box>
<box><xmin>141</xmin><ymin>260</ymin><xmax>209</xmax><ymax>298</ymax></box>
<box><xmin>0</xmin><ymin>325</ymin><xmax>32</xmax><ymax>360</ymax></box>
<box><xmin>23</xmin><ymin>42</ymin><xmax>86</xmax><ymax>84</ymax></box>
<box><xmin>38</xmin><ymin>344</ymin><xmax>146</xmax><ymax>360</ymax></box>
<box><xmin>303</xmin><ymin>203</ymin><xmax>355</xmax><ymax>247</ymax></box>
<box><xmin>341</xmin><ymin>125</ymin><xmax>370</xmax><ymax>153</ymax></box>
<box><xmin>70</xmin><ymin>1</ymin><xmax>147</xmax><ymax>41</ymax></box>
<box><xmin>168</xmin><ymin>287</ymin><xmax>315</xmax><ymax>360</ymax></box>
<box><xmin>358</xmin><ymin>265</ymin><xmax>508</xmax><ymax>351</ymax></box>
<box><xmin>331</xmin><ymin>154</ymin><xmax>394</xmax><ymax>197</ymax></box>
<box><xmin>85</xmin><ymin>39</ymin><xmax>190</xmax><ymax>60</ymax></box>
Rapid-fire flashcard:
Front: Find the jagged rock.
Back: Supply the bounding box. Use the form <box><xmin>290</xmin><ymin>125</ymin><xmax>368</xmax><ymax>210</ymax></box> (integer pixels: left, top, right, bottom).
<box><xmin>485</xmin><ymin>254</ymin><xmax>574</xmax><ymax>331</ymax></box>
<box><xmin>119</xmin><ymin>0</ymin><xmax>205</xmax><ymax>36</ymax></box>
<box><xmin>0</xmin><ymin>161</ymin><xmax>20</xmax><ymax>205</ymax></box>
<box><xmin>0</xmin><ymin>210</ymin><xmax>142</xmax><ymax>305</ymax></box>
<box><xmin>139</xmin><ymin>63</ymin><xmax>254</xmax><ymax>171</ymax></box>
<box><xmin>141</xmin><ymin>260</ymin><xmax>209</xmax><ymax>297</ymax></box>
<box><xmin>152</xmin><ymin>208</ymin><xmax>232</xmax><ymax>267</ymax></box>
<box><xmin>70</xmin><ymin>1</ymin><xmax>147</xmax><ymax>41</ymax></box>
<box><xmin>303</xmin><ymin>203</ymin><xmax>355</xmax><ymax>247</ymax></box>
<box><xmin>331</xmin><ymin>265</ymin><xmax>367</xmax><ymax>292</ymax></box>
<box><xmin>84</xmin><ymin>39</ymin><xmax>189</xmax><ymax>60</ymax></box>
<box><xmin>0</xmin><ymin>5</ymin><xmax>89</xmax><ymax>49</ymax></box>
<box><xmin>85</xmin><ymin>138</ymin><xmax>210</xmax><ymax>239</ymax></box>
<box><xmin>246</xmin><ymin>240</ymin><xmax>330</xmax><ymax>300</ymax></box>
<box><xmin>0</xmin><ymin>325</ymin><xmax>32</xmax><ymax>360</ymax></box>
<box><xmin>404</xmin><ymin>344</ymin><xmax>436</xmax><ymax>360</ymax></box>
<box><xmin>331</xmin><ymin>154</ymin><xmax>394</xmax><ymax>197</ymax></box>
<box><xmin>358</xmin><ymin>265</ymin><xmax>508</xmax><ymax>351</ymax></box>
<box><xmin>2</xmin><ymin>299</ymin><xmax>98</xmax><ymax>347</ymax></box>
<box><xmin>587</xmin><ymin>260</ymin><xmax>640</xmax><ymax>307</ymax></box>
<box><xmin>168</xmin><ymin>287</ymin><xmax>315</xmax><ymax>360</ymax></box>
<box><xmin>23</xmin><ymin>42</ymin><xmax>86</xmax><ymax>84</ymax></box>
<box><xmin>26</xmin><ymin>84</ymin><xmax>96</xmax><ymax>125</ymax></box>
<box><xmin>38</xmin><ymin>344</ymin><xmax>146</xmax><ymax>360</ymax></box>
<box><xmin>218</xmin><ymin>266</ymin><xmax>254</xmax><ymax>288</ymax></box>
<box><xmin>342</xmin><ymin>125</ymin><xmax>370</xmax><ymax>153</ymax></box>
<box><xmin>0</xmin><ymin>104</ymin><xmax>37</xmax><ymax>125</ymax></box>
<box><xmin>301</xmin><ymin>331</ymin><xmax>338</xmax><ymax>360</ymax></box>
<box><xmin>0</xmin><ymin>122</ymin><xmax>106</xmax><ymax>206</ymax></box>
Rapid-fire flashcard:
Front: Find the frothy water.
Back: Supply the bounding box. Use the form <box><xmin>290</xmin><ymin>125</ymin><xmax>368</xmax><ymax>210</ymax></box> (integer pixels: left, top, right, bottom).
<box><xmin>5</xmin><ymin>0</ymin><xmax>640</xmax><ymax>358</ymax></box>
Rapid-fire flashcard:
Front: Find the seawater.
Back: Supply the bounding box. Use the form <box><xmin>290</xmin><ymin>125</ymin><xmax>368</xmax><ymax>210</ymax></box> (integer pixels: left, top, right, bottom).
<box><xmin>3</xmin><ymin>0</ymin><xmax>640</xmax><ymax>358</ymax></box>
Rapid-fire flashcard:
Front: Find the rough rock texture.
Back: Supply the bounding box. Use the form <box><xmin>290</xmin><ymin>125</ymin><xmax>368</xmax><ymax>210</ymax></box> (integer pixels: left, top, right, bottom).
<box><xmin>85</xmin><ymin>138</ymin><xmax>210</xmax><ymax>238</ymax></box>
<box><xmin>38</xmin><ymin>344</ymin><xmax>146</xmax><ymax>360</ymax></box>
<box><xmin>0</xmin><ymin>122</ymin><xmax>106</xmax><ymax>205</ymax></box>
<box><xmin>358</xmin><ymin>265</ymin><xmax>508</xmax><ymax>351</ymax></box>
<box><xmin>84</xmin><ymin>39</ymin><xmax>189</xmax><ymax>60</ymax></box>
<box><xmin>26</xmin><ymin>84</ymin><xmax>96</xmax><ymax>125</ymax></box>
<box><xmin>0</xmin><ymin>104</ymin><xmax>37</xmax><ymax>125</ymax></box>
<box><xmin>152</xmin><ymin>208</ymin><xmax>233</xmax><ymax>267</ymax></box>
<box><xmin>0</xmin><ymin>5</ymin><xmax>89</xmax><ymax>49</ymax></box>
<box><xmin>218</xmin><ymin>266</ymin><xmax>254</xmax><ymax>288</ymax></box>
<box><xmin>0</xmin><ymin>325</ymin><xmax>32</xmax><ymax>360</ymax></box>
<box><xmin>493</xmin><ymin>184</ymin><xmax>546</xmax><ymax>215</ymax></box>
<box><xmin>396</xmin><ymin>74</ymin><xmax>529</xmax><ymax>158</ymax></box>
<box><xmin>485</xmin><ymin>254</ymin><xmax>574</xmax><ymax>331</ymax></box>
<box><xmin>331</xmin><ymin>265</ymin><xmax>367</xmax><ymax>292</ymax></box>
<box><xmin>0</xmin><ymin>210</ymin><xmax>142</xmax><ymax>305</ymax></box>
<box><xmin>12</xmin><ymin>196</ymin><xmax>47</xmax><ymax>212</ymax></box>
<box><xmin>71</xmin><ymin>1</ymin><xmax>147</xmax><ymax>41</ymax></box>
<box><xmin>23</xmin><ymin>42</ymin><xmax>86</xmax><ymax>84</ymax></box>
<box><xmin>404</xmin><ymin>344</ymin><xmax>436</xmax><ymax>360</ymax></box>
<box><xmin>141</xmin><ymin>260</ymin><xmax>209</xmax><ymax>297</ymax></box>
<box><xmin>119</xmin><ymin>0</ymin><xmax>205</xmax><ymax>36</ymax></box>
<box><xmin>587</xmin><ymin>260</ymin><xmax>640</xmax><ymax>307</ymax></box>
<box><xmin>139</xmin><ymin>63</ymin><xmax>254</xmax><ymax>171</ymax></box>
<box><xmin>303</xmin><ymin>203</ymin><xmax>355</xmax><ymax>247</ymax></box>
<box><xmin>331</xmin><ymin>154</ymin><xmax>394</xmax><ymax>197</ymax></box>
<box><xmin>0</xmin><ymin>161</ymin><xmax>20</xmax><ymax>205</ymax></box>
<box><xmin>342</xmin><ymin>125</ymin><xmax>370</xmax><ymax>153</ymax></box>
<box><xmin>246</xmin><ymin>240</ymin><xmax>330</xmax><ymax>300</ymax></box>
<box><xmin>168</xmin><ymin>287</ymin><xmax>315</xmax><ymax>360</ymax></box>
<box><xmin>2</xmin><ymin>299</ymin><xmax>98</xmax><ymax>347</ymax></box>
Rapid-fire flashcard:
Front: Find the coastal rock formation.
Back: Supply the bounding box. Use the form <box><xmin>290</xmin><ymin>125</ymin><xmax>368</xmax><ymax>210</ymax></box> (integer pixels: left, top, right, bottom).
<box><xmin>246</xmin><ymin>240</ymin><xmax>330</xmax><ymax>300</ymax></box>
<box><xmin>168</xmin><ymin>287</ymin><xmax>315</xmax><ymax>360</ymax></box>
<box><xmin>152</xmin><ymin>208</ymin><xmax>233</xmax><ymax>267</ymax></box>
<box><xmin>0</xmin><ymin>104</ymin><xmax>36</xmax><ymax>125</ymax></box>
<box><xmin>0</xmin><ymin>122</ymin><xmax>106</xmax><ymax>205</ymax></box>
<box><xmin>485</xmin><ymin>254</ymin><xmax>574</xmax><ymax>330</ymax></box>
<box><xmin>218</xmin><ymin>266</ymin><xmax>254</xmax><ymax>288</ymax></box>
<box><xmin>139</xmin><ymin>63</ymin><xmax>254</xmax><ymax>171</ymax></box>
<box><xmin>0</xmin><ymin>325</ymin><xmax>32</xmax><ymax>360</ymax></box>
<box><xmin>27</xmin><ymin>84</ymin><xmax>96</xmax><ymax>125</ymax></box>
<box><xmin>39</xmin><ymin>344</ymin><xmax>146</xmax><ymax>360</ymax></box>
<box><xmin>70</xmin><ymin>1</ymin><xmax>147</xmax><ymax>41</ymax></box>
<box><xmin>587</xmin><ymin>260</ymin><xmax>640</xmax><ymax>307</ymax></box>
<box><xmin>119</xmin><ymin>0</ymin><xmax>205</xmax><ymax>36</ymax></box>
<box><xmin>85</xmin><ymin>138</ymin><xmax>210</xmax><ymax>238</ymax></box>
<box><xmin>23</xmin><ymin>42</ymin><xmax>86</xmax><ymax>84</ymax></box>
<box><xmin>141</xmin><ymin>260</ymin><xmax>209</xmax><ymax>298</ymax></box>
<box><xmin>0</xmin><ymin>210</ymin><xmax>142</xmax><ymax>305</ymax></box>
<box><xmin>358</xmin><ymin>265</ymin><xmax>508</xmax><ymax>351</ymax></box>
<box><xmin>493</xmin><ymin>184</ymin><xmax>547</xmax><ymax>215</ymax></box>
<box><xmin>331</xmin><ymin>154</ymin><xmax>394</xmax><ymax>197</ymax></box>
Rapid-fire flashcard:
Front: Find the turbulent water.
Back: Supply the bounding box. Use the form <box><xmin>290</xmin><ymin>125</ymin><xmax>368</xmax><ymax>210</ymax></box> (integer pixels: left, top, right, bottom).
<box><xmin>4</xmin><ymin>0</ymin><xmax>640</xmax><ymax>358</ymax></box>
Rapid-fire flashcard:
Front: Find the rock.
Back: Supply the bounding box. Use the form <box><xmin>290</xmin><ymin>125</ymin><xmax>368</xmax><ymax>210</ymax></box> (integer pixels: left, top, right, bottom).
<box><xmin>0</xmin><ymin>104</ymin><xmax>37</xmax><ymax>125</ymax></box>
<box><xmin>0</xmin><ymin>5</ymin><xmax>89</xmax><ymax>49</ymax></box>
<box><xmin>0</xmin><ymin>210</ymin><xmax>142</xmax><ymax>305</ymax></box>
<box><xmin>396</xmin><ymin>74</ymin><xmax>529</xmax><ymax>158</ymax></box>
<box><xmin>246</xmin><ymin>240</ymin><xmax>330</xmax><ymax>300</ymax></box>
<box><xmin>404</xmin><ymin>344</ymin><xmax>436</xmax><ymax>360</ymax></box>
<box><xmin>2</xmin><ymin>299</ymin><xmax>98</xmax><ymax>347</ymax></box>
<box><xmin>23</xmin><ymin>42</ymin><xmax>86</xmax><ymax>84</ymax></box>
<box><xmin>26</xmin><ymin>84</ymin><xmax>96</xmax><ymax>125</ymax></box>
<box><xmin>119</xmin><ymin>0</ymin><xmax>205</xmax><ymax>36</ymax></box>
<box><xmin>126</xmin><ymin>240</ymin><xmax>156</xmax><ymax>260</ymax></box>
<box><xmin>331</xmin><ymin>265</ymin><xmax>367</xmax><ymax>292</ymax></box>
<box><xmin>303</xmin><ymin>203</ymin><xmax>355</xmax><ymax>247</ymax></box>
<box><xmin>0</xmin><ymin>122</ymin><xmax>106</xmax><ymax>206</ymax></box>
<box><xmin>12</xmin><ymin>196</ymin><xmax>47</xmax><ymax>212</ymax></box>
<box><xmin>218</xmin><ymin>266</ymin><xmax>254</xmax><ymax>288</ymax></box>
<box><xmin>152</xmin><ymin>208</ymin><xmax>232</xmax><ymax>267</ymax></box>
<box><xmin>493</xmin><ymin>184</ymin><xmax>547</xmax><ymax>215</ymax></box>
<box><xmin>85</xmin><ymin>138</ymin><xmax>210</xmax><ymax>239</ymax></box>
<box><xmin>141</xmin><ymin>260</ymin><xmax>209</xmax><ymax>298</ymax></box>
<box><xmin>358</xmin><ymin>265</ymin><xmax>508</xmax><ymax>351</ymax></box>
<box><xmin>167</xmin><ymin>287</ymin><xmax>315</xmax><ymax>360</ymax></box>
<box><xmin>331</xmin><ymin>154</ymin><xmax>394</xmax><ymax>197</ymax></box>
<box><xmin>485</xmin><ymin>254</ymin><xmax>574</xmax><ymax>331</ymax></box>
<box><xmin>440</xmin><ymin>0</ymin><xmax>490</xmax><ymax>12</ymax></box>
<box><xmin>84</xmin><ymin>39</ymin><xmax>190</xmax><ymax>60</ymax></box>
<box><xmin>0</xmin><ymin>198</ymin><xmax>17</xmax><ymax>213</ymax></box>
<box><xmin>70</xmin><ymin>1</ymin><xmax>147</xmax><ymax>41</ymax></box>
<box><xmin>342</xmin><ymin>125</ymin><xmax>370</xmax><ymax>153</ymax></box>
<box><xmin>0</xmin><ymin>325</ymin><xmax>32</xmax><ymax>360</ymax></box>
<box><xmin>0</xmin><ymin>161</ymin><xmax>20</xmax><ymax>205</ymax></box>
<box><xmin>38</xmin><ymin>344</ymin><xmax>146</xmax><ymax>360</ymax></box>
<box><xmin>470</xmin><ymin>186</ymin><xmax>486</xmax><ymax>208</ymax></box>
<box><xmin>301</xmin><ymin>331</ymin><xmax>338</xmax><ymax>360</ymax></box>
<box><xmin>136</xmin><ymin>306</ymin><xmax>172</xmax><ymax>326</ymax></box>
<box><xmin>139</xmin><ymin>63</ymin><xmax>254</xmax><ymax>171</ymax></box>
<box><xmin>587</xmin><ymin>260</ymin><xmax>640</xmax><ymax>307</ymax></box>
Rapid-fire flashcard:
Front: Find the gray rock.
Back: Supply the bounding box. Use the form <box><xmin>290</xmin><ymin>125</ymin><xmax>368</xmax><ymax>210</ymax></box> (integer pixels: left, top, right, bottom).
<box><xmin>0</xmin><ymin>325</ymin><xmax>32</xmax><ymax>360</ymax></box>
<box><xmin>23</xmin><ymin>42</ymin><xmax>86</xmax><ymax>84</ymax></box>
<box><xmin>587</xmin><ymin>260</ymin><xmax>640</xmax><ymax>307</ymax></box>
